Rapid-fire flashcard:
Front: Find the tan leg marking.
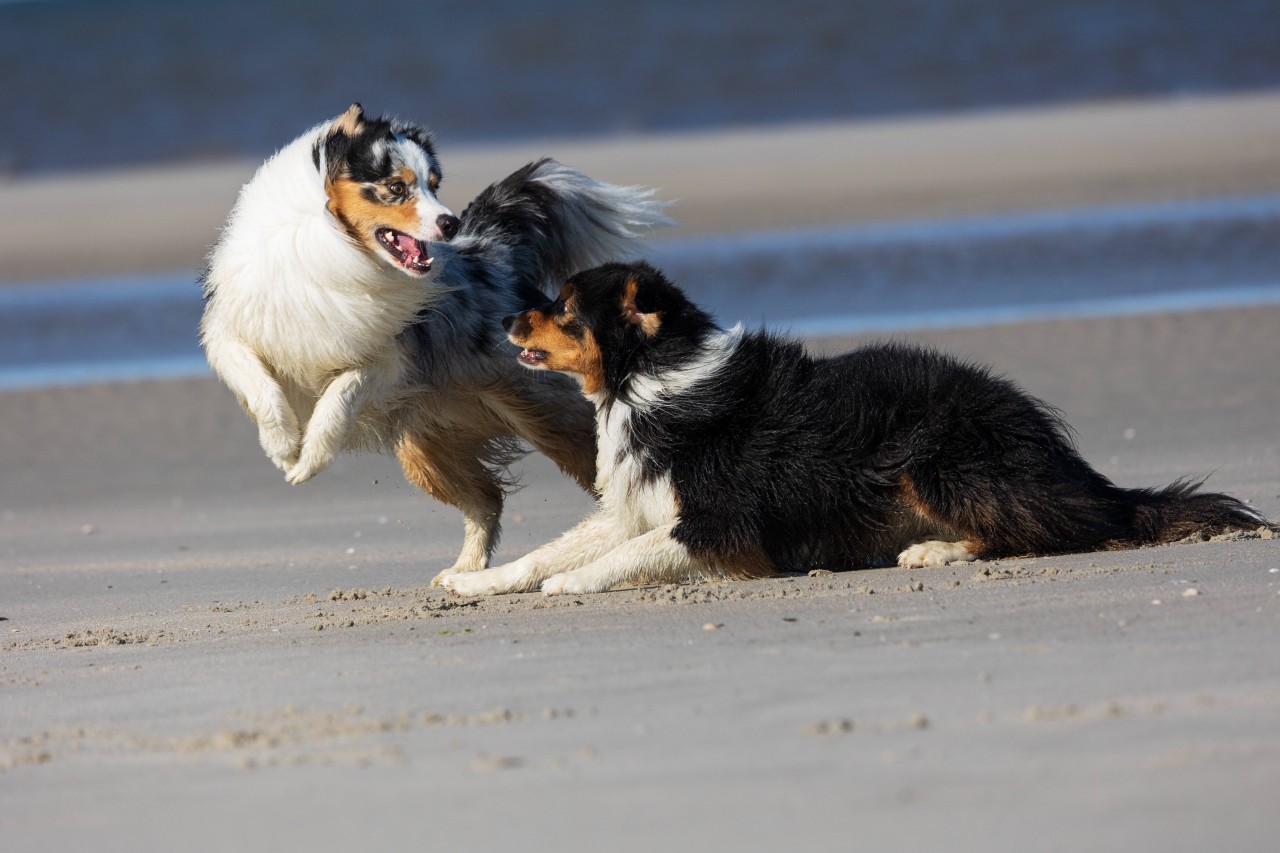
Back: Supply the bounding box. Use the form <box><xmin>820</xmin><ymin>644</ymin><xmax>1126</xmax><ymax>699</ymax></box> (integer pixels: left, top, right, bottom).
<box><xmin>396</xmin><ymin>434</ymin><xmax>504</xmax><ymax>583</ymax></box>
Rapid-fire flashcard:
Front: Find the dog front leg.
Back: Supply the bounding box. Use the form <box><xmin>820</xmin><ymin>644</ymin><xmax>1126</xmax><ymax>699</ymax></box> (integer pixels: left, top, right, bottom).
<box><xmin>541</xmin><ymin>524</ymin><xmax>710</xmax><ymax>595</ymax></box>
<box><xmin>286</xmin><ymin>368</ymin><xmax>368</xmax><ymax>484</ymax></box>
<box><xmin>205</xmin><ymin>336</ymin><xmax>300</xmax><ymax>471</ymax></box>
<box><xmin>442</xmin><ymin>511</ymin><xmax>627</xmax><ymax>595</ymax></box>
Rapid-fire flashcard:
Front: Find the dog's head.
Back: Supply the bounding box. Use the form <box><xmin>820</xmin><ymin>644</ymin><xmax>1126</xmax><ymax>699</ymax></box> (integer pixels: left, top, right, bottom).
<box><xmin>316</xmin><ymin>104</ymin><xmax>459</xmax><ymax>276</ymax></box>
<box><xmin>502</xmin><ymin>261</ymin><xmax>715</xmax><ymax>397</ymax></box>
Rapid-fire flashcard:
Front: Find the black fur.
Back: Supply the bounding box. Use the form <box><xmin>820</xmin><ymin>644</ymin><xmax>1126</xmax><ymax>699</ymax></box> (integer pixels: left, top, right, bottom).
<box><xmin>570</xmin><ymin>261</ymin><xmax>1270</xmax><ymax>571</ymax></box>
<box><xmin>403</xmin><ymin>158</ymin><xmax>653</xmax><ymax>365</ymax></box>
<box><xmin>398</xmin><ymin>161</ymin><xmax>666</xmax><ymax>370</ymax></box>
<box><xmin>315</xmin><ymin>103</ymin><xmax>441</xmax><ymax>186</ymax></box>
<box><xmin>457</xmin><ymin>157</ymin><xmax>633</xmax><ymax>303</ymax></box>
<box><xmin>454</xmin><ymin>159</ymin><xmax>576</xmax><ymax>308</ymax></box>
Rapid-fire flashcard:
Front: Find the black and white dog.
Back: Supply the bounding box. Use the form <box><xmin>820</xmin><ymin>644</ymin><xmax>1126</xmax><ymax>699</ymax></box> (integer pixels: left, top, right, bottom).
<box><xmin>200</xmin><ymin>106</ymin><xmax>670</xmax><ymax>584</ymax></box>
<box><xmin>444</xmin><ymin>260</ymin><xmax>1270</xmax><ymax>595</ymax></box>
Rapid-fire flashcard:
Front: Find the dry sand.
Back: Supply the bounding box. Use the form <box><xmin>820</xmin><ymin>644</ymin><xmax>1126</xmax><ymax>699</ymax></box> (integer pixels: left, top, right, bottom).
<box><xmin>2</xmin><ymin>93</ymin><xmax>1280</xmax><ymax>851</ymax></box>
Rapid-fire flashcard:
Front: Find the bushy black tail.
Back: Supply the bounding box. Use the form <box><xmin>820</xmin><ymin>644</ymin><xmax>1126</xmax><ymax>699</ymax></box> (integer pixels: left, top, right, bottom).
<box><xmin>1113</xmin><ymin>477</ymin><xmax>1272</xmax><ymax>547</ymax></box>
<box><xmin>457</xmin><ymin>158</ymin><xmax>673</xmax><ymax>300</ymax></box>
<box><xmin>891</xmin><ymin>348</ymin><xmax>1273</xmax><ymax>559</ymax></box>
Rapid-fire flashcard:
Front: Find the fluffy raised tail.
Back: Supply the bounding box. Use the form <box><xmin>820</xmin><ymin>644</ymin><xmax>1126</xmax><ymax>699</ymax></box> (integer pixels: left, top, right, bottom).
<box><xmin>457</xmin><ymin>158</ymin><xmax>674</xmax><ymax>297</ymax></box>
<box><xmin>1110</xmin><ymin>477</ymin><xmax>1272</xmax><ymax>547</ymax></box>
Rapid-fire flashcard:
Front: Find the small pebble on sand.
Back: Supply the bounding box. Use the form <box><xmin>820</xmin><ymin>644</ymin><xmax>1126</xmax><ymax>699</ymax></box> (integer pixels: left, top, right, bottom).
<box><xmin>1182</xmin><ymin>588</ymin><xmax>1200</xmax><ymax>597</ymax></box>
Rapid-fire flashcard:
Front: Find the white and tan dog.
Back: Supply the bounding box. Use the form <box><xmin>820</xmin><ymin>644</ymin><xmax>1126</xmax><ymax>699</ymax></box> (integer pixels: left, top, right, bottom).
<box><xmin>200</xmin><ymin>104</ymin><xmax>670</xmax><ymax>582</ymax></box>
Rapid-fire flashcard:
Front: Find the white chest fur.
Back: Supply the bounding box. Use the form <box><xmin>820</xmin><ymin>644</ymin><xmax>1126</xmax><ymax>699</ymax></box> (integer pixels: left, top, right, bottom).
<box><xmin>202</xmin><ymin>128</ymin><xmax>430</xmax><ymax>382</ymax></box>
<box><xmin>592</xmin><ymin>400</ymin><xmax>680</xmax><ymax>536</ymax></box>
<box><xmin>587</xmin><ymin>330</ymin><xmax>743</xmax><ymax>536</ymax></box>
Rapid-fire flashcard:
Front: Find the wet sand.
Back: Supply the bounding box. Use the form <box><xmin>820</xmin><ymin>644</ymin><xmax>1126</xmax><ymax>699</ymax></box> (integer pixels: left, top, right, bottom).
<box><xmin>3</xmin><ymin>95</ymin><xmax>1280</xmax><ymax>850</ymax></box>
<box><xmin>4</xmin><ymin>91</ymin><xmax>1280</xmax><ymax>283</ymax></box>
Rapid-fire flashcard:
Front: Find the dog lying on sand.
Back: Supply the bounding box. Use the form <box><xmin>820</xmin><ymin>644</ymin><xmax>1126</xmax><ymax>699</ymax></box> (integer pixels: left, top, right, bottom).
<box><xmin>444</xmin><ymin>260</ymin><xmax>1271</xmax><ymax>595</ymax></box>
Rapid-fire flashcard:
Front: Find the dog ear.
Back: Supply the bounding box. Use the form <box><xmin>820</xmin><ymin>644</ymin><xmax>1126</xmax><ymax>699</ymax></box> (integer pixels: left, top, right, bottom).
<box><xmin>622</xmin><ymin>278</ymin><xmax>662</xmax><ymax>337</ymax></box>
<box><xmin>321</xmin><ymin>104</ymin><xmax>367</xmax><ymax>182</ymax></box>
<box><xmin>332</xmin><ymin>103</ymin><xmax>366</xmax><ymax>136</ymax></box>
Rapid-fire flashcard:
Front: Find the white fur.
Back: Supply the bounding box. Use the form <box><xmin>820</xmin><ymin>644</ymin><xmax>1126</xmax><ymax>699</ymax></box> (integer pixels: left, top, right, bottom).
<box><xmin>202</xmin><ymin>121</ymin><xmax>437</xmax><ymax>480</ymax></box>
<box><xmin>897</xmin><ymin>540</ymin><xmax>976</xmax><ymax>568</ymax></box>
<box><xmin>539</xmin><ymin>524</ymin><xmax>705</xmax><ymax>594</ymax></box>
<box><xmin>626</xmin><ymin>324</ymin><xmax>743</xmax><ymax>407</ymax></box>
<box><xmin>443</xmin><ymin>396</ymin><xmax>690</xmax><ymax>596</ymax></box>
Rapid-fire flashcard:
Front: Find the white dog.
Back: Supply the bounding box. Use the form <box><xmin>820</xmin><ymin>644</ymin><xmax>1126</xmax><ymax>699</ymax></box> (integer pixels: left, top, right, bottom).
<box><xmin>200</xmin><ymin>104</ymin><xmax>670</xmax><ymax>581</ymax></box>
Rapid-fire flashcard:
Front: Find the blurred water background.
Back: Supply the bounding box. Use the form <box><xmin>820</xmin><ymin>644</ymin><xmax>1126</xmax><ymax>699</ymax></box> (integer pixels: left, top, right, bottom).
<box><xmin>1</xmin><ymin>0</ymin><xmax>1279</xmax><ymax>387</ymax></box>
<box><xmin>3</xmin><ymin>0</ymin><xmax>1279</xmax><ymax>174</ymax></box>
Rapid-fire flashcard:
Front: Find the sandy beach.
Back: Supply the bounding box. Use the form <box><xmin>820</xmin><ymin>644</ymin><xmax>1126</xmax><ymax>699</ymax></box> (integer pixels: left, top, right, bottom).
<box><xmin>2</xmin><ymin>94</ymin><xmax>1279</xmax><ymax>851</ymax></box>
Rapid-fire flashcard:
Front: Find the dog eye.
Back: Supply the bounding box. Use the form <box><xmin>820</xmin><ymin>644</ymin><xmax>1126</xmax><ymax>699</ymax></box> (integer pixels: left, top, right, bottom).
<box><xmin>428</xmin><ymin>173</ymin><xmax>440</xmax><ymax>193</ymax></box>
<box><xmin>386</xmin><ymin>180</ymin><xmax>407</xmax><ymax>197</ymax></box>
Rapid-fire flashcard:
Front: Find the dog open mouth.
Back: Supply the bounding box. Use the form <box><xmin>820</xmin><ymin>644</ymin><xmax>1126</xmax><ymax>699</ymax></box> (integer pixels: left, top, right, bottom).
<box><xmin>517</xmin><ymin>349</ymin><xmax>549</xmax><ymax>366</ymax></box>
<box><xmin>376</xmin><ymin>228</ymin><xmax>432</xmax><ymax>274</ymax></box>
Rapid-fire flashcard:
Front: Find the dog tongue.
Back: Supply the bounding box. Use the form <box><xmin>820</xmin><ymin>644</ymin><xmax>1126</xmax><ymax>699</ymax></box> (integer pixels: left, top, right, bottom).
<box><xmin>395</xmin><ymin>233</ymin><xmax>421</xmax><ymax>261</ymax></box>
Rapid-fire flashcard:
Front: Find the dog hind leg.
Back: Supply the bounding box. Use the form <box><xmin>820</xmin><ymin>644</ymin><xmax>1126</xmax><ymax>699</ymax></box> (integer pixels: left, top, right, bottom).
<box><xmin>396</xmin><ymin>434</ymin><xmax>506</xmax><ymax>584</ymax></box>
<box><xmin>520</xmin><ymin>412</ymin><xmax>596</xmax><ymax>493</ymax></box>
<box><xmin>892</xmin><ymin>447</ymin><xmax>1125</xmax><ymax>568</ymax></box>
<box><xmin>485</xmin><ymin>373</ymin><xmax>598</xmax><ymax>492</ymax></box>
<box><xmin>897</xmin><ymin>539</ymin><xmax>978</xmax><ymax>568</ymax></box>
<box><xmin>893</xmin><ymin>473</ymin><xmax>992</xmax><ymax>569</ymax></box>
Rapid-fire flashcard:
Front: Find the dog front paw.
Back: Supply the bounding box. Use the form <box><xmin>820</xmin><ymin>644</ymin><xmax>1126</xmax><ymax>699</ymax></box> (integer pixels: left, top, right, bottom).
<box><xmin>285</xmin><ymin>448</ymin><xmax>333</xmax><ymax>485</ymax></box>
<box><xmin>442</xmin><ymin>570</ymin><xmax>503</xmax><ymax>597</ymax></box>
<box><xmin>431</xmin><ymin>556</ymin><xmax>492</xmax><ymax>587</ymax></box>
<box><xmin>541</xmin><ymin>571</ymin><xmax>606</xmax><ymax>596</ymax></box>
<box><xmin>431</xmin><ymin>567</ymin><xmax>460</xmax><ymax>588</ymax></box>
<box><xmin>258</xmin><ymin>425</ymin><xmax>300</xmax><ymax>471</ymax></box>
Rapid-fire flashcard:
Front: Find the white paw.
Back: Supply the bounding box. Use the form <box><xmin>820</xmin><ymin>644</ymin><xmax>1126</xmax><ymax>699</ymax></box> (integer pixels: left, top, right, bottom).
<box><xmin>431</xmin><ymin>555</ymin><xmax>493</xmax><ymax>587</ymax></box>
<box><xmin>541</xmin><ymin>571</ymin><xmax>606</xmax><ymax>596</ymax></box>
<box><xmin>430</xmin><ymin>567</ymin><xmax>461</xmax><ymax>588</ymax></box>
<box><xmin>259</xmin><ymin>425</ymin><xmax>300</xmax><ymax>471</ymax></box>
<box><xmin>442</xmin><ymin>570</ymin><xmax>503</xmax><ymax>597</ymax></box>
<box><xmin>270</xmin><ymin>454</ymin><xmax>297</xmax><ymax>473</ymax></box>
<box><xmin>540</xmin><ymin>573</ymin><xmax>573</xmax><ymax>596</ymax></box>
<box><xmin>285</xmin><ymin>448</ymin><xmax>333</xmax><ymax>485</ymax></box>
<box><xmin>897</xmin><ymin>540</ymin><xmax>975</xmax><ymax>568</ymax></box>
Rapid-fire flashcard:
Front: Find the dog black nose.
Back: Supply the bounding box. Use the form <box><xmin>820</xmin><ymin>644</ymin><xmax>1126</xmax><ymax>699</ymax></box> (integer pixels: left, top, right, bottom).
<box><xmin>501</xmin><ymin>314</ymin><xmax>517</xmax><ymax>332</ymax></box>
<box><xmin>436</xmin><ymin>213</ymin><xmax>460</xmax><ymax>240</ymax></box>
